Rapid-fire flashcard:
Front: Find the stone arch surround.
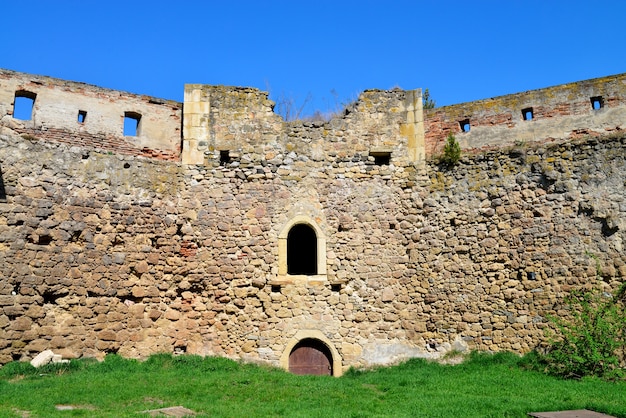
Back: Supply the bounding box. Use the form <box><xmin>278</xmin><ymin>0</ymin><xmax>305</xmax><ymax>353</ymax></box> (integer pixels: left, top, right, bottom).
<box><xmin>277</xmin><ymin>215</ymin><xmax>327</xmax><ymax>279</ymax></box>
<box><xmin>280</xmin><ymin>330</ymin><xmax>343</xmax><ymax>377</ymax></box>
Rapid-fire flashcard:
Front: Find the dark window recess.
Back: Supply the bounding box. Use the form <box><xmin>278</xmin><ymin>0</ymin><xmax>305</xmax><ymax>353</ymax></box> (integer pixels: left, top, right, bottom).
<box><xmin>124</xmin><ymin>111</ymin><xmax>141</xmax><ymax>136</ymax></box>
<box><xmin>331</xmin><ymin>283</ymin><xmax>341</xmax><ymax>292</ymax></box>
<box><xmin>287</xmin><ymin>224</ymin><xmax>317</xmax><ymax>275</ymax></box>
<box><xmin>0</xmin><ymin>165</ymin><xmax>6</xmax><ymax>202</ymax></box>
<box><xmin>370</xmin><ymin>152</ymin><xmax>391</xmax><ymax>166</ymax></box>
<box><xmin>271</xmin><ymin>285</ymin><xmax>281</xmax><ymax>293</ymax></box>
<box><xmin>591</xmin><ymin>96</ymin><xmax>604</xmax><ymax>110</ymax></box>
<box><xmin>77</xmin><ymin>110</ymin><xmax>87</xmax><ymax>123</ymax></box>
<box><xmin>13</xmin><ymin>91</ymin><xmax>37</xmax><ymax>120</ymax></box>
<box><xmin>522</xmin><ymin>107</ymin><xmax>534</xmax><ymax>121</ymax></box>
<box><xmin>459</xmin><ymin>119</ymin><xmax>470</xmax><ymax>132</ymax></box>
<box><xmin>220</xmin><ymin>150</ymin><xmax>231</xmax><ymax>166</ymax></box>
<box><xmin>35</xmin><ymin>234</ymin><xmax>53</xmax><ymax>245</ymax></box>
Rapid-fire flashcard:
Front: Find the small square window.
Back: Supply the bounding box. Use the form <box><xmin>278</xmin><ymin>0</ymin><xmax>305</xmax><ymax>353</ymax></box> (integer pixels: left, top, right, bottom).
<box><xmin>459</xmin><ymin>119</ymin><xmax>470</xmax><ymax>133</ymax></box>
<box><xmin>124</xmin><ymin>111</ymin><xmax>141</xmax><ymax>136</ymax></box>
<box><xmin>522</xmin><ymin>107</ymin><xmax>534</xmax><ymax>121</ymax></box>
<box><xmin>220</xmin><ymin>150</ymin><xmax>231</xmax><ymax>166</ymax></box>
<box><xmin>77</xmin><ymin>110</ymin><xmax>87</xmax><ymax>123</ymax></box>
<box><xmin>369</xmin><ymin>152</ymin><xmax>391</xmax><ymax>166</ymax></box>
<box><xmin>591</xmin><ymin>96</ymin><xmax>604</xmax><ymax>110</ymax></box>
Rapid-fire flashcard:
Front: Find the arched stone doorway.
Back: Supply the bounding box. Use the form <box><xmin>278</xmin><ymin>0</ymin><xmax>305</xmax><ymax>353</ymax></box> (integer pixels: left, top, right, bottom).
<box><xmin>288</xmin><ymin>338</ymin><xmax>333</xmax><ymax>375</ymax></box>
<box><xmin>280</xmin><ymin>330</ymin><xmax>342</xmax><ymax>376</ymax></box>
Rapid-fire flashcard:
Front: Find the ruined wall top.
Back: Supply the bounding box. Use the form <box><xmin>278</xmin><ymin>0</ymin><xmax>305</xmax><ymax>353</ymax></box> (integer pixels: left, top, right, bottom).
<box><xmin>424</xmin><ymin>73</ymin><xmax>626</xmax><ymax>156</ymax></box>
<box><xmin>181</xmin><ymin>83</ymin><xmax>424</xmax><ymax>167</ymax></box>
<box><xmin>0</xmin><ymin>69</ymin><xmax>183</xmax><ymax>160</ymax></box>
<box><xmin>1</xmin><ymin>68</ymin><xmax>625</xmax><ymax>166</ymax></box>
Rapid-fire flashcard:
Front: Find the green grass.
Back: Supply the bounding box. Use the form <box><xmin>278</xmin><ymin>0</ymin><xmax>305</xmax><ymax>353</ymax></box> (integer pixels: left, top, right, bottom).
<box><xmin>0</xmin><ymin>352</ymin><xmax>624</xmax><ymax>417</ymax></box>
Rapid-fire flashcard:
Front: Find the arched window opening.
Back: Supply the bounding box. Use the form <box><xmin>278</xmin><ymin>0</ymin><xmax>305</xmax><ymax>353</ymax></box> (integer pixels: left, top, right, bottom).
<box><xmin>13</xmin><ymin>91</ymin><xmax>37</xmax><ymax>121</ymax></box>
<box><xmin>278</xmin><ymin>215</ymin><xmax>327</xmax><ymax>278</ymax></box>
<box><xmin>288</xmin><ymin>338</ymin><xmax>333</xmax><ymax>376</ymax></box>
<box><xmin>287</xmin><ymin>224</ymin><xmax>317</xmax><ymax>275</ymax></box>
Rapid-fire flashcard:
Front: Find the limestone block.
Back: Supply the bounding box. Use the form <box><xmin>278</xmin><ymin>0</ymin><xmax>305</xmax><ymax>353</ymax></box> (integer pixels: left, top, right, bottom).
<box><xmin>98</xmin><ymin>329</ymin><xmax>118</xmax><ymax>341</ymax></box>
<box><xmin>30</xmin><ymin>349</ymin><xmax>55</xmax><ymax>368</ymax></box>
<box><xmin>241</xmin><ymin>341</ymin><xmax>256</xmax><ymax>353</ymax></box>
<box><xmin>381</xmin><ymin>288</ymin><xmax>395</xmax><ymax>302</ymax></box>
<box><xmin>10</xmin><ymin>316</ymin><xmax>32</xmax><ymax>331</ymax></box>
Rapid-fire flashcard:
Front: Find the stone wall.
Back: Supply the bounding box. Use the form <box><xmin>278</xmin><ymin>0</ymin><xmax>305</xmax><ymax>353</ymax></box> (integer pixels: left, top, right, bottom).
<box><xmin>0</xmin><ymin>69</ymin><xmax>182</xmax><ymax>161</ymax></box>
<box><xmin>1</xmin><ymin>128</ymin><xmax>625</xmax><ymax>372</ymax></box>
<box><xmin>424</xmin><ymin>73</ymin><xmax>626</xmax><ymax>156</ymax></box>
<box><xmin>1</xmin><ymin>69</ymin><xmax>626</xmax><ymax>373</ymax></box>
<box><xmin>182</xmin><ymin>84</ymin><xmax>423</xmax><ymax>168</ymax></box>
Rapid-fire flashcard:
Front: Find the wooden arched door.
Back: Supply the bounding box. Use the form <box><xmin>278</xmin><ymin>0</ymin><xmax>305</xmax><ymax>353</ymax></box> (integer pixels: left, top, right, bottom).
<box><xmin>288</xmin><ymin>338</ymin><xmax>332</xmax><ymax>375</ymax></box>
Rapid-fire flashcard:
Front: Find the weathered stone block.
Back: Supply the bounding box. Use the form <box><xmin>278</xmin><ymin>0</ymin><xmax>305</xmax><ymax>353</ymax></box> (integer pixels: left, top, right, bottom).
<box><xmin>30</xmin><ymin>349</ymin><xmax>55</xmax><ymax>367</ymax></box>
<box><xmin>98</xmin><ymin>329</ymin><xmax>118</xmax><ymax>341</ymax></box>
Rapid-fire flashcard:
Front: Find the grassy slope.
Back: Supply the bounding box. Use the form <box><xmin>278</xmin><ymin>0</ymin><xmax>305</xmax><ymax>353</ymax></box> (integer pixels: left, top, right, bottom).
<box><xmin>0</xmin><ymin>352</ymin><xmax>624</xmax><ymax>418</ymax></box>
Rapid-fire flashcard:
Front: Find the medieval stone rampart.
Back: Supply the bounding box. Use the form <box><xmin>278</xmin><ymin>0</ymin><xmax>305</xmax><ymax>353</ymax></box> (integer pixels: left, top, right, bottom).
<box><xmin>1</xmin><ymin>69</ymin><xmax>626</xmax><ymax>374</ymax></box>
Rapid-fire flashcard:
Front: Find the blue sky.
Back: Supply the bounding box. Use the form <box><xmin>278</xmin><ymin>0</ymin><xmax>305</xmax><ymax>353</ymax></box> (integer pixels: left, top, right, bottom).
<box><xmin>3</xmin><ymin>1</ymin><xmax>626</xmax><ymax>117</ymax></box>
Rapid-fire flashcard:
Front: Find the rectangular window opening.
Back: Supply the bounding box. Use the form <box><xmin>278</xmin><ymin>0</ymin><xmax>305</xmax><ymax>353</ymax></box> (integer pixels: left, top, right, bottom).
<box><xmin>369</xmin><ymin>151</ymin><xmax>391</xmax><ymax>166</ymax></box>
<box><xmin>591</xmin><ymin>96</ymin><xmax>604</xmax><ymax>110</ymax></box>
<box><xmin>124</xmin><ymin>112</ymin><xmax>141</xmax><ymax>136</ymax></box>
<box><xmin>77</xmin><ymin>110</ymin><xmax>87</xmax><ymax>124</ymax></box>
<box><xmin>459</xmin><ymin>119</ymin><xmax>470</xmax><ymax>133</ymax></box>
<box><xmin>522</xmin><ymin>107</ymin><xmax>534</xmax><ymax>121</ymax></box>
<box><xmin>13</xmin><ymin>91</ymin><xmax>37</xmax><ymax>121</ymax></box>
<box><xmin>220</xmin><ymin>150</ymin><xmax>231</xmax><ymax>166</ymax></box>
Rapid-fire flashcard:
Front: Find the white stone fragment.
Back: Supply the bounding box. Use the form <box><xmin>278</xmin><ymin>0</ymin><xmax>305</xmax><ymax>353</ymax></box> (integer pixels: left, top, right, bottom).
<box><xmin>30</xmin><ymin>350</ymin><xmax>55</xmax><ymax>368</ymax></box>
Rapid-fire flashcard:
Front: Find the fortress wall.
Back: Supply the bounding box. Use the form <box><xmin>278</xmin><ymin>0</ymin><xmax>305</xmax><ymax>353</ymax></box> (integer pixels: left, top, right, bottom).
<box><xmin>1</xmin><ymin>129</ymin><xmax>625</xmax><ymax>370</ymax></box>
<box><xmin>0</xmin><ymin>70</ymin><xmax>182</xmax><ymax>161</ymax></box>
<box><xmin>424</xmin><ymin>73</ymin><xmax>626</xmax><ymax>157</ymax></box>
<box><xmin>1</xmin><ymin>69</ymin><xmax>626</xmax><ymax>371</ymax></box>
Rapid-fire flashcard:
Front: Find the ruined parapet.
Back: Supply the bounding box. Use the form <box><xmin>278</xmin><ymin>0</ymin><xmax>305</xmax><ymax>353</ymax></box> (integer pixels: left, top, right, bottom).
<box><xmin>424</xmin><ymin>73</ymin><xmax>626</xmax><ymax>156</ymax></box>
<box><xmin>182</xmin><ymin>84</ymin><xmax>424</xmax><ymax>169</ymax></box>
<box><xmin>0</xmin><ymin>69</ymin><xmax>424</xmax><ymax>168</ymax></box>
<box><xmin>0</xmin><ymin>69</ymin><xmax>182</xmax><ymax>161</ymax></box>
<box><xmin>4</xmin><ymin>68</ymin><xmax>626</xmax><ymax>166</ymax></box>
<box><xmin>182</xmin><ymin>84</ymin><xmax>283</xmax><ymax>165</ymax></box>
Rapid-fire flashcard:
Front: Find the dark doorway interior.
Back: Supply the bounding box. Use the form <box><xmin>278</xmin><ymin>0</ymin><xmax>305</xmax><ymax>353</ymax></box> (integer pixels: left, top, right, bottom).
<box><xmin>288</xmin><ymin>338</ymin><xmax>332</xmax><ymax>375</ymax></box>
<box><xmin>287</xmin><ymin>224</ymin><xmax>317</xmax><ymax>275</ymax></box>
